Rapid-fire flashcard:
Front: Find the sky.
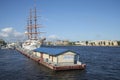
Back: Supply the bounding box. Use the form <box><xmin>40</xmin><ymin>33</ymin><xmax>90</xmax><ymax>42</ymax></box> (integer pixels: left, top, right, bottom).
<box><xmin>0</xmin><ymin>0</ymin><xmax>120</xmax><ymax>41</ymax></box>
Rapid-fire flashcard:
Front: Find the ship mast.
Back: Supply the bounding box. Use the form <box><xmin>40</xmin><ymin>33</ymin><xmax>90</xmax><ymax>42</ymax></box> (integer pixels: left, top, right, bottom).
<box><xmin>30</xmin><ymin>9</ymin><xmax>33</xmax><ymax>39</ymax></box>
<box><xmin>27</xmin><ymin>18</ymin><xmax>30</xmax><ymax>39</ymax></box>
<box><xmin>26</xmin><ymin>0</ymin><xmax>42</xmax><ymax>40</ymax></box>
<box><xmin>34</xmin><ymin>4</ymin><xmax>38</xmax><ymax>40</ymax></box>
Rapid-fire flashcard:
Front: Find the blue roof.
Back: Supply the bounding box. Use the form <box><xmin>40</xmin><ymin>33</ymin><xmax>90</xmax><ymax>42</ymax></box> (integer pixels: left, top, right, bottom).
<box><xmin>34</xmin><ymin>47</ymin><xmax>76</xmax><ymax>56</ymax></box>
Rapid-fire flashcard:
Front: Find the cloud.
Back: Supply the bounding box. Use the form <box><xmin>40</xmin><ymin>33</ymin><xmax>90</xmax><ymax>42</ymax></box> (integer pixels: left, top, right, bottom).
<box><xmin>1</xmin><ymin>27</ymin><xmax>13</xmax><ymax>33</ymax></box>
<box><xmin>47</xmin><ymin>35</ymin><xmax>59</xmax><ymax>41</ymax></box>
<box><xmin>0</xmin><ymin>27</ymin><xmax>24</xmax><ymax>41</ymax></box>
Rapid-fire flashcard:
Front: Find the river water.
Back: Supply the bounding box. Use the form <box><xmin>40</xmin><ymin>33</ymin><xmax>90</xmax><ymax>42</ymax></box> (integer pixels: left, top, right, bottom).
<box><xmin>0</xmin><ymin>46</ymin><xmax>120</xmax><ymax>80</ymax></box>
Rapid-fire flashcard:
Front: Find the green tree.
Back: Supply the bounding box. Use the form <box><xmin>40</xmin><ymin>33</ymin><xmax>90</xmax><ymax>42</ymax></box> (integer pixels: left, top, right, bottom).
<box><xmin>117</xmin><ymin>41</ymin><xmax>120</xmax><ymax>46</ymax></box>
<box><xmin>86</xmin><ymin>41</ymin><xmax>88</xmax><ymax>45</ymax></box>
<box><xmin>0</xmin><ymin>39</ymin><xmax>7</xmax><ymax>46</ymax></box>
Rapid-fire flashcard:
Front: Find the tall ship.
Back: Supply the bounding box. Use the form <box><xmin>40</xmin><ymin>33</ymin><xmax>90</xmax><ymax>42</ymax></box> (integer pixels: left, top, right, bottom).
<box><xmin>22</xmin><ymin>6</ymin><xmax>45</xmax><ymax>50</ymax></box>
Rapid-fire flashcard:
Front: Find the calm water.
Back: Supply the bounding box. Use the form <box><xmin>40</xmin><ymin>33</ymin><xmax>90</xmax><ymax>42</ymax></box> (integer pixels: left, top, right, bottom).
<box><xmin>0</xmin><ymin>46</ymin><xmax>120</xmax><ymax>80</ymax></box>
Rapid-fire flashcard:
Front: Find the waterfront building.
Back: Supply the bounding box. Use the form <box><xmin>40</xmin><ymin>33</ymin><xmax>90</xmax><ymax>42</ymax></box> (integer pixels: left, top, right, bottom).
<box><xmin>45</xmin><ymin>40</ymin><xmax>70</xmax><ymax>46</ymax></box>
<box><xmin>33</xmin><ymin>47</ymin><xmax>81</xmax><ymax>66</ymax></box>
<box><xmin>74</xmin><ymin>40</ymin><xmax>119</xmax><ymax>46</ymax></box>
<box><xmin>75</xmin><ymin>41</ymin><xmax>86</xmax><ymax>46</ymax></box>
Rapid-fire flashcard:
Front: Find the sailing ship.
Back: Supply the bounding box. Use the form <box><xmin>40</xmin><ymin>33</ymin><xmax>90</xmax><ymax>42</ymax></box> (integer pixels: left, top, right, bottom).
<box><xmin>22</xmin><ymin>6</ymin><xmax>45</xmax><ymax>50</ymax></box>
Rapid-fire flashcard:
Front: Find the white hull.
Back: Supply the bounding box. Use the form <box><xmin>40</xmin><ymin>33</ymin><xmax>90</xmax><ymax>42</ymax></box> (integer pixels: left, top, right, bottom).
<box><xmin>22</xmin><ymin>39</ymin><xmax>41</xmax><ymax>50</ymax></box>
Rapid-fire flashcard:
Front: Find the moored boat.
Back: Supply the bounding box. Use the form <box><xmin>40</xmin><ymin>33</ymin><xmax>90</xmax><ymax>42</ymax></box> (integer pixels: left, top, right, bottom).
<box><xmin>16</xmin><ymin>47</ymin><xmax>86</xmax><ymax>71</ymax></box>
